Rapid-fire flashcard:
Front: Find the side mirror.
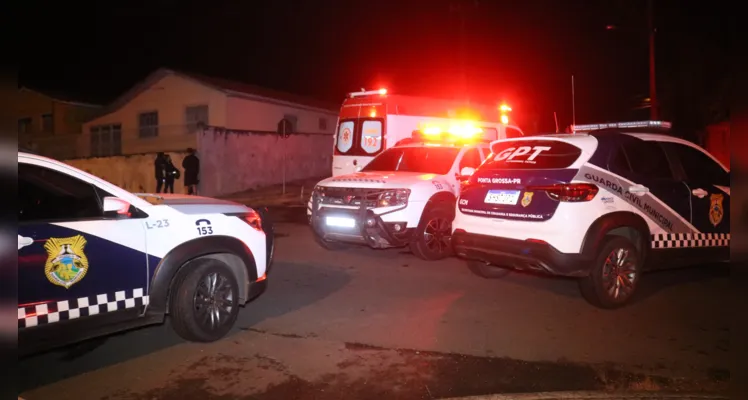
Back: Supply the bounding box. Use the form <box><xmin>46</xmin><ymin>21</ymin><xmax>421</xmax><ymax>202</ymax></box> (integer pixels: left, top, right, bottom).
<box><xmin>103</xmin><ymin>196</ymin><xmax>132</xmax><ymax>217</ymax></box>
<box><xmin>460</xmin><ymin>167</ymin><xmax>476</xmax><ymax>177</ymax></box>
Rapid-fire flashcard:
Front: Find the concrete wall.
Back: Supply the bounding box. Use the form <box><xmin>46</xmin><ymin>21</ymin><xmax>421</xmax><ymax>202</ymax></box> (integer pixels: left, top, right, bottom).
<box><xmin>227</xmin><ymin>96</ymin><xmax>337</xmax><ymax>134</ymax></box>
<box><xmin>65</xmin><ymin>152</ymin><xmax>190</xmax><ymax>194</ymax></box>
<box><xmin>196</xmin><ymin>128</ymin><xmax>333</xmax><ymax>197</ymax></box>
<box><xmin>81</xmin><ymin>74</ymin><xmax>227</xmax><ymax>155</ymax></box>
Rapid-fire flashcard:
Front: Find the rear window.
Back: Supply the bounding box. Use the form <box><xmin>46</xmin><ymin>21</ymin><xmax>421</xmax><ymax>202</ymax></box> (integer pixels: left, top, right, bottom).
<box><xmin>336</xmin><ymin>121</ymin><xmax>354</xmax><ymax>153</ymax></box>
<box><xmin>334</xmin><ymin>118</ymin><xmax>385</xmax><ymax>156</ymax></box>
<box><xmin>483</xmin><ymin>140</ymin><xmax>582</xmax><ymax>169</ymax></box>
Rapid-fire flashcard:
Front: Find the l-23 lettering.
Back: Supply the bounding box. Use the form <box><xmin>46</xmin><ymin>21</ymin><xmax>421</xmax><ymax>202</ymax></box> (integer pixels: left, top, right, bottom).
<box><xmin>146</xmin><ymin>219</ymin><xmax>170</xmax><ymax>229</ymax></box>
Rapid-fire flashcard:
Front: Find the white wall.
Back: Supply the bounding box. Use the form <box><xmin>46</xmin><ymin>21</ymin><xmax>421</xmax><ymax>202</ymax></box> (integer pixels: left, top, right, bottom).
<box><xmin>197</xmin><ymin>129</ymin><xmax>333</xmax><ymax>197</ymax></box>
<box><xmin>226</xmin><ymin>96</ymin><xmax>337</xmax><ymax>133</ymax></box>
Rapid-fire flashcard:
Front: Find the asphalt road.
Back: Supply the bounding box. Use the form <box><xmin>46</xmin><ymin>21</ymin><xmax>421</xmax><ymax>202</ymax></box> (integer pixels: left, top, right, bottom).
<box><xmin>19</xmin><ymin>206</ymin><xmax>730</xmax><ymax>399</ymax></box>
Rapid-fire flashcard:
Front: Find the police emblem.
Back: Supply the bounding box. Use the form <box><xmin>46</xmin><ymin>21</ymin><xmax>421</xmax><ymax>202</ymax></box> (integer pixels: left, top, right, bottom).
<box><xmin>709</xmin><ymin>193</ymin><xmax>724</xmax><ymax>227</ymax></box>
<box><xmin>44</xmin><ymin>235</ymin><xmax>89</xmax><ymax>289</ymax></box>
<box><xmin>521</xmin><ymin>191</ymin><xmax>534</xmax><ymax>207</ymax></box>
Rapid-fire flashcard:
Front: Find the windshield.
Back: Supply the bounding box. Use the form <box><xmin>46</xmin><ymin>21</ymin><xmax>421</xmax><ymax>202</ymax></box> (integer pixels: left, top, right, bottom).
<box><xmin>361</xmin><ymin>146</ymin><xmax>461</xmax><ymax>175</ymax></box>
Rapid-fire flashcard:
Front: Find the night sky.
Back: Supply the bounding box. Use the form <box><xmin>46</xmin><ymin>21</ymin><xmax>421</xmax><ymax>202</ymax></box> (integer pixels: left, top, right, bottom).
<box><xmin>21</xmin><ymin>0</ymin><xmax>728</xmax><ymax>134</ymax></box>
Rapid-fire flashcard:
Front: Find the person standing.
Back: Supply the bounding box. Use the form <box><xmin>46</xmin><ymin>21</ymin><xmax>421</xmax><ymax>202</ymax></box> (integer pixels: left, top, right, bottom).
<box><xmin>182</xmin><ymin>147</ymin><xmax>200</xmax><ymax>195</ymax></box>
<box><xmin>163</xmin><ymin>154</ymin><xmax>180</xmax><ymax>194</ymax></box>
<box><xmin>154</xmin><ymin>152</ymin><xmax>167</xmax><ymax>193</ymax></box>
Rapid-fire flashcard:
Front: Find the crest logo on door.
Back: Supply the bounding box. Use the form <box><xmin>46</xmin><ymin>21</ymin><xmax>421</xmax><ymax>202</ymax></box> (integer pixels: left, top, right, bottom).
<box><xmin>709</xmin><ymin>193</ymin><xmax>724</xmax><ymax>227</ymax></box>
<box><xmin>44</xmin><ymin>235</ymin><xmax>89</xmax><ymax>289</ymax></box>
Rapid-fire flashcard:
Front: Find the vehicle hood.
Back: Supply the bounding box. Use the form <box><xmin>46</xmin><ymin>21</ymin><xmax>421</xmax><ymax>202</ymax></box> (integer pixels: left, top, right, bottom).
<box><xmin>135</xmin><ymin>193</ymin><xmax>251</xmax><ymax>215</ymax></box>
<box><xmin>317</xmin><ymin>171</ymin><xmax>441</xmax><ymax>189</ymax></box>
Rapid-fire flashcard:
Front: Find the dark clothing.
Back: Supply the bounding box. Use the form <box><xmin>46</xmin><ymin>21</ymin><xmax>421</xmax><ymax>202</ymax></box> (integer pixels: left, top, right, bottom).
<box><xmin>182</xmin><ymin>154</ymin><xmax>200</xmax><ymax>186</ymax></box>
<box><xmin>156</xmin><ymin>154</ymin><xmax>180</xmax><ymax>193</ymax></box>
<box><xmin>155</xmin><ymin>157</ymin><xmax>167</xmax><ymax>180</ymax></box>
<box><xmin>163</xmin><ymin>178</ymin><xmax>174</xmax><ymax>193</ymax></box>
<box><xmin>155</xmin><ymin>155</ymin><xmax>167</xmax><ymax>192</ymax></box>
<box><xmin>163</xmin><ymin>159</ymin><xmax>178</xmax><ymax>193</ymax></box>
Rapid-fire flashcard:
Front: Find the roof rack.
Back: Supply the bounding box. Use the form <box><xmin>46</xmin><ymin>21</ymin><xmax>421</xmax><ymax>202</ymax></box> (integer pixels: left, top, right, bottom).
<box><xmin>572</xmin><ymin>120</ymin><xmax>672</xmax><ymax>133</ymax></box>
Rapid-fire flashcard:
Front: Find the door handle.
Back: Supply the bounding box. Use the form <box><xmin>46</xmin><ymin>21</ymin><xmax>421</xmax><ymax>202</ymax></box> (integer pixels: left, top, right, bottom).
<box><xmin>629</xmin><ymin>184</ymin><xmax>649</xmax><ymax>196</ymax></box>
<box><xmin>18</xmin><ymin>235</ymin><xmax>33</xmax><ymax>250</ymax></box>
<box><xmin>692</xmin><ymin>188</ymin><xmax>708</xmax><ymax>198</ymax></box>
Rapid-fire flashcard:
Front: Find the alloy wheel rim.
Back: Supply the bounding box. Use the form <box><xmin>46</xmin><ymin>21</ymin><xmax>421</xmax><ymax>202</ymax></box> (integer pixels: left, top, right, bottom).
<box><xmin>423</xmin><ymin>217</ymin><xmax>451</xmax><ymax>254</ymax></box>
<box><xmin>601</xmin><ymin>247</ymin><xmax>637</xmax><ymax>301</ymax></box>
<box><xmin>193</xmin><ymin>271</ymin><xmax>234</xmax><ymax>330</ymax></box>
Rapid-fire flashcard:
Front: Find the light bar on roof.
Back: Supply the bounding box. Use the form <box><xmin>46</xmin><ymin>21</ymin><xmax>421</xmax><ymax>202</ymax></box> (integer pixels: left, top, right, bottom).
<box><xmin>348</xmin><ymin>88</ymin><xmax>387</xmax><ymax>98</ymax></box>
<box><xmin>573</xmin><ymin>120</ymin><xmax>672</xmax><ymax>132</ymax></box>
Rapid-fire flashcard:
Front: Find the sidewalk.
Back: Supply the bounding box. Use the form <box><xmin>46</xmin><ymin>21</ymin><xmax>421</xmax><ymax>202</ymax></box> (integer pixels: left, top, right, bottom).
<box><xmin>444</xmin><ymin>391</ymin><xmax>728</xmax><ymax>400</ymax></box>
<box><xmin>219</xmin><ymin>176</ymin><xmax>327</xmax><ymax>207</ymax></box>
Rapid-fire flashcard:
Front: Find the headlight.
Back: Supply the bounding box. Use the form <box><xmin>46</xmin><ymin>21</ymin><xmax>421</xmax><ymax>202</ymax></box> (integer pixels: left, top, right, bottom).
<box><xmin>376</xmin><ymin>189</ymin><xmax>410</xmax><ymax>208</ymax></box>
<box><xmin>241</xmin><ymin>210</ymin><xmax>263</xmax><ymax>232</ymax></box>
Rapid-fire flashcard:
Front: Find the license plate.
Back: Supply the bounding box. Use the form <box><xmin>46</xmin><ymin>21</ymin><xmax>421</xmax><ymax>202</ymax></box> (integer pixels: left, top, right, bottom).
<box><xmin>484</xmin><ymin>190</ymin><xmax>521</xmax><ymax>205</ymax></box>
<box><xmin>325</xmin><ymin>216</ymin><xmax>356</xmax><ymax>228</ymax></box>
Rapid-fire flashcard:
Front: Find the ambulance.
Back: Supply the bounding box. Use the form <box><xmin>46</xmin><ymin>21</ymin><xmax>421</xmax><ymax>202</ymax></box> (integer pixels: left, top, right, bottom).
<box><xmin>331</xmin><ymin>88</ymin><xmax>524</xmax><ymax>176</ymax></box>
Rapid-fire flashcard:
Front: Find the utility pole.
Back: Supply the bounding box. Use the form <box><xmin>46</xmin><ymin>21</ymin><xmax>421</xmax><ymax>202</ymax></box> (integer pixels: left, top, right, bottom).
<box><xmin>648</xmin><ymin>0</ymin><xmax>658</xmax><ymax>119</ymax></box>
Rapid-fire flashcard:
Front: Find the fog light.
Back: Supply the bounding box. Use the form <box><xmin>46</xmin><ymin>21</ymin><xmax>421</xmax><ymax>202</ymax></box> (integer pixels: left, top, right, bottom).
<box><xmin>366</xmin><ymin>218</ymin><xmax>376</xmax><ymax>227</ymax></box>
<box><xmin>393</xmin><ymin>224</ymin><xmax>402</xmax><ymax>232</ymax></box>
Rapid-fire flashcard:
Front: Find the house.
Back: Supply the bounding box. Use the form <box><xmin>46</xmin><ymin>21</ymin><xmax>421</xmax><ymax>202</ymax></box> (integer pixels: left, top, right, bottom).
<box><xmin>80</xmin><ymin>68</ymin><xmax>339</xmax><ymax>157</ymax></box>
<box><xmin>14</xmin><ymin>87</ymin><xmax>102</xmax><ymax>159</ymax></box>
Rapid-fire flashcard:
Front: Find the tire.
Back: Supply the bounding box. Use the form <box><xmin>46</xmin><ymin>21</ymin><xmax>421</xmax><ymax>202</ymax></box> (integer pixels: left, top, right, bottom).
<box><xmin>579</xmin><ymin>236</ymin><xmax>642</xmax><ymax>309</ymax></box>
<box><xmin>312</xmin><ymin>229</ymin><xmax>349</xmax><ymax>251</ymax></box>
<box><xmin>169</xmin><ymin>258</ymin><xmax>241</xmax><ymax>342</ymax></box>
<box><xmin>409</xmin><ymin>204</ymin><xmax>455</xmax><ymax>261</ymax></box>
<box><xmin>466</xmin><ymin>260</ymin><xmax>512</xmax><ymax>279</ymax></box>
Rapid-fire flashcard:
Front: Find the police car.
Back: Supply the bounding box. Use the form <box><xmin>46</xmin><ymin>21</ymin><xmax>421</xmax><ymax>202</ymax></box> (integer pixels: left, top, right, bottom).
<box><xmin>308</xmin><ymin>126</ymin><xmax>494</xmax><ymax>260</ymax></box>
<box><xmin>18</xmin><ymin>152</ymin><xmax>274</xmax><ymax>355</ymax></box>
<box><xmin>452</xmin><ymin>121</ymin><xmax>730</xmax><ymax>308</ymax></box>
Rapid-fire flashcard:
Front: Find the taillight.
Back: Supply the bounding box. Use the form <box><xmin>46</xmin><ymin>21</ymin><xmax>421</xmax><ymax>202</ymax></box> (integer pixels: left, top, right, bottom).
<box><xmin>241</xmin><ymin>210</ymin><xmax>263</xmax><ymax>231</ymax></box>
<box><xmin>528</xmin><ymin>183</ymin><xmax>599</xmax><ymax>202</ymax></box>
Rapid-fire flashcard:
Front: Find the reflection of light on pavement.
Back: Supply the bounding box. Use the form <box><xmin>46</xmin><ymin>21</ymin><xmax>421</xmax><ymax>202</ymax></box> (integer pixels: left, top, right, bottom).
<box><xmin>396</xmin><ymin>291</ymin><xmax>464</xmax><ymax>348</ymax></box>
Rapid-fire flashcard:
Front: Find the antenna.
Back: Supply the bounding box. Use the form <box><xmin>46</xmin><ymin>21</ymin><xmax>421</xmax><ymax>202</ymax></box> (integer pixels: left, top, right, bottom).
<box><xmin>553</xmin><ymin>112</ymin><xmax>559</xmax><ymax>133</ymax></box>
<box><xmin>571</xmin><ymin>75</ymin><xmax>576</xmax><ymax>133</ymax></box>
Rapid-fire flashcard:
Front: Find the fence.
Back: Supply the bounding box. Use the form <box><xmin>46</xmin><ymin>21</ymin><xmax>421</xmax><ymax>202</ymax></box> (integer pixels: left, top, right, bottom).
<box><xmin>22</xmin><ymin>124</ymin><xmax>200</xmax><ymax>160</ymax></box>
<box><xmin>41</xmin><ymin>124</ymin><xmax>335</xmax><ymax>198</ymax></box>
<box><xmin>196</xmin><ymin>126</ymin><xmax>334</xmax><ymax>197</ymax></box>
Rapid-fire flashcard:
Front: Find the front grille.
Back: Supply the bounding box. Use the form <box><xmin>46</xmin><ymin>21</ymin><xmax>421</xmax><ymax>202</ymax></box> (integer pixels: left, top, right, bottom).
<box><xmin>314</xmin><ymin>187</ymin><xmax>386</xmax><ymax>208</ymax></box>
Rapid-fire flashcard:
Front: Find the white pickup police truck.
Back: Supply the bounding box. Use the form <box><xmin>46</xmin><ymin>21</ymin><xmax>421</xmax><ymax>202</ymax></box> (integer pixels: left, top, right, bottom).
<box><xmin>18</xmin><ymin>152</ymin><xmax>274</xmax><ymax>355</ymax></box>
<box><xmin>307</xmin><ymin>136</ymin><xmax>492</xmax><ymax>260</ymax></box>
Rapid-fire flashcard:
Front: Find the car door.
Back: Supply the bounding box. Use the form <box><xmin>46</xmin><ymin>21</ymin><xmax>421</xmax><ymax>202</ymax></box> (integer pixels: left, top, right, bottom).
<box><xmin>660</xmin><ymin>141</ymin><xmax>730</xmax><ymax>241</ymax></box>
<box><xmin>18</xmin><ymin>161</ymin><xmax>149</xmax><ymax>352</ymax></box>
<box><xmin>606</xmin><ymin>136</ymin><xmax>694</xmax><ymax>238</ymax></box>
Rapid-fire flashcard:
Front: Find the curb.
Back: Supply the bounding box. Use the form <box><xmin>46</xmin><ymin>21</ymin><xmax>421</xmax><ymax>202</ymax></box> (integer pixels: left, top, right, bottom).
<box><xmin>440</xmin><ymin>391</ymin><xmax>728</xmax><ymax>400</ymax></box>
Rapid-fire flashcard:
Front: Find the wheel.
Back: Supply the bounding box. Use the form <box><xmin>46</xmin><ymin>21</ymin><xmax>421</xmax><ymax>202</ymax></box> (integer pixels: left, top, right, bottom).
<box><xmin>409</xmin><ymin>204</ymin><xmax>454</xmax><ymax>260</ymax></box>
<box><xmin>579</xmin><ymin>236</ymin><xmax>641</xmax><ymax>309</ymax></box>
<box><xmin>169</xmin><ymin>258</ymin><xmax>240</xmax><ymax>342</ymax></box>
<box><xmin>466</xmin><ymin>259</ymin><xmax>512</xmax><ymax>279</ymax></box>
